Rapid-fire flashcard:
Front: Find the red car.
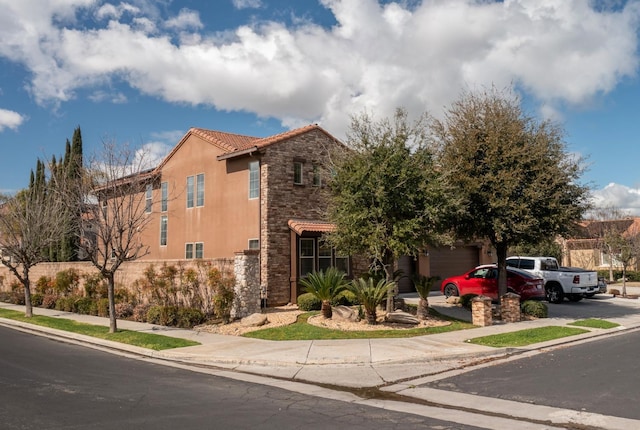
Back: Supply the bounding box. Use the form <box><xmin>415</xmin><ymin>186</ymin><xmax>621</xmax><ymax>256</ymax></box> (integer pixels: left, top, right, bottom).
<box><xmin>441</xmin><ymin>264</ymin><xmax>545</xmax><ymax>301</ymax></box>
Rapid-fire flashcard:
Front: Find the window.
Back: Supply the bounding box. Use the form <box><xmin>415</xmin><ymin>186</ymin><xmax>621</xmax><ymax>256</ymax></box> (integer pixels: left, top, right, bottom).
<box><xmin>186</xmin><ymin>242</ymin><xmax>204</xmax><ymax>258</ymax></box>
<box><xmin>293</xmin><ymin>162</ymin><xmax>303</xmax><ymax>185</ymax></box>
<box><xmin>195</xmin><ymin>242</ymin><xmax>204</xmax><ymax>259</ymax></box>
<box><xmin>161</xmin><ymin>182</ymin><xmax>168</xmax><ymax>212</ymax></box>
<box><xmin>318</xmin><ymin>243</ymin><xmax>332</xmax><ymax>272</ymax></box>
<box><xmin>312</xmin><ymin>165</ymin><xmax>321</xmax><ymax>187</ymax></box>
<box><xmin>249</xmin><ymin>161</ymin><xmax>259</xmax><ymax>199</ymax></box>
<box><xmin>187</xmin><ymin>174</ymin><xmax>204</xmax><ymax>208</ymax></box>
<box><xmin>299</xmin><ymin>238</ymin><xmax>315</xmax><ymax>276</ymax></box>
<box><xmin>185</xmin><ymin>243</ymin><xmax>193</xmax><ymax>259</ymax></box>
<box><xmin>248</xmin><ymin>239</ymin><xmax>259</xmax><ymax>250</ymax></box>
<box><xmin>160</xmin><ymin>216</ymin><xmax>168</xmax><ymax>246</ymax></box>
<box><xmin>145</xmin><ymin>184</ymin><xmax>152</xmax><ymax>213</ymax></box>
<box><xmin>196</xmin><ymin>173</ymin><xmax>205</xmax><ymax>206</ymax></box>
<box><xmin>186</xmin><ymin>176</ymin><xmax>194</xmax><ymax>208</ymax></box>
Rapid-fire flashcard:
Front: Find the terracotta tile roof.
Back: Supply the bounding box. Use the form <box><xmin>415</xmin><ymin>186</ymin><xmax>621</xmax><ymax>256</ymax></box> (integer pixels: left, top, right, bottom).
<box><xmin>190</xmin><ymin>128</ymin><xmax>259</xmax><ymax>153</ymax></box>
<box><xmin>288</xmin><ymin>219</ymin><xmax>336</xmax><ymax>235</ymax></box>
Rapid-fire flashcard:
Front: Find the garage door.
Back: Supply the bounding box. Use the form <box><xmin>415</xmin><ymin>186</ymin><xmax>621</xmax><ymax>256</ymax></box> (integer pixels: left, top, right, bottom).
<box><xmin>429</xmin><ymin>246</ymin><xmax>480</xmax><ymax>290</ymax></box>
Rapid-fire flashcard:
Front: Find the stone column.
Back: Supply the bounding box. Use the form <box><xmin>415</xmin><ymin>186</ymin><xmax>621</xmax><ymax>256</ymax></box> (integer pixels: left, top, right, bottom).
<box><xmin>471</xmin><ymin>295</ymin><xmax>493</xmax><ymax>327</ymax></box>
<box><xmin>231</xmin><ymin>250</ymin><xmax>260</xmax><ymax>319</ymax></box>
<box><xmin>500</xmin><ymin>292</ymin><xmax>521</xmax><ymax>323</ymax></box>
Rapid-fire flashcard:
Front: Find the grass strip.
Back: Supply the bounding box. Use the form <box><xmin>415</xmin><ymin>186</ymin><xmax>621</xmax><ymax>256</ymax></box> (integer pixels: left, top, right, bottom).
<box><xmin>468</xmin><ymin>326</ymin><xmax>589</xmax><ymax>348</ymax></box>
<box><xmin>568</xmin><ymin>318</ymin><xmax>620</xmax><ymax>329</ymax></box>
<box><xmin>0</xmin><ymin>308</ymin><xmax>200</xmax><ymax>351</ymax></box>
<box><xmin>243</xmin><ymin>311</ymin><xmax>476</xmax><ymax>341</ymax></box>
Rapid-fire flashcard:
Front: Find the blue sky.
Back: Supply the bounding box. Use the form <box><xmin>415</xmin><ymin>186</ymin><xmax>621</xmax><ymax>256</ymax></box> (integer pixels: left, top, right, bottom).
<box><xmin>1</xmin><ymin>0</ymin><xmax>640</xmax><ymax>214</ymax></box>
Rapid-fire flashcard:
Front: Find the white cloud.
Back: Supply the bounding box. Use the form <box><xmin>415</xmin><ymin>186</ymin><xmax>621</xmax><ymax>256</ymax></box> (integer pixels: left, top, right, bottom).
<box><xmin>591</xmin><ymin>183</ymin><xmax>640</xmax><ymax>216</ymax></box>
<box><xmin>232</xmin><ymin>0</ymin><xmax>263</xmax><ymax>10</ymax></box>
<box><xmin>0</xmin><ymin>0</ymin><xmax>639</xmax><ymax>138</ymax></box>
<box><xmin>163</xmin><ymin>8</ymin><xmax>202</xmax><ymax>31</ymax></box>
<box><xmin>0</xmin><ymin>108</ymin><xmax>26</xmax><ymax>131</ymax></box>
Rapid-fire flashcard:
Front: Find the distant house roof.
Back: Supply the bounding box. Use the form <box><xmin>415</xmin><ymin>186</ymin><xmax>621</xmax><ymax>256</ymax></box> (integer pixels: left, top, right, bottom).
<box><xmin>288</xmin><ymin>219</ymin><xmax>335</xmax><ymax>235</ymax></box>
<box><xmin>572</xmin><ymin>218</ymin><xmax>640</xmax><ymax>239</ymax></box>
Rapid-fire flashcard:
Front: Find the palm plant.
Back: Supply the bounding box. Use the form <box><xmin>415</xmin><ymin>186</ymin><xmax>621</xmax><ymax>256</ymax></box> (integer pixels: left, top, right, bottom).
<box><xmin>412</xmin><ymin>275</ymin><xmax>439</xmax><ymax>320</ymax></box>
<box><xmin>347</xmin><ymin>277</ymin><xmax>395</xmax><ymax>324</ymax></box>
<box><xmin>299</xmin><ymin>267</ymin><xmax>347</xmax><ymax>319</ymax></box>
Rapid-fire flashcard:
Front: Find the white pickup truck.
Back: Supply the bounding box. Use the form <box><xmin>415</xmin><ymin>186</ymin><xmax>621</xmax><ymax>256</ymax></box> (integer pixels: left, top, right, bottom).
<box><xmin>506</xmin><ymin>256</ymin><xmax>598</xmax><ymax>303</ymax></box>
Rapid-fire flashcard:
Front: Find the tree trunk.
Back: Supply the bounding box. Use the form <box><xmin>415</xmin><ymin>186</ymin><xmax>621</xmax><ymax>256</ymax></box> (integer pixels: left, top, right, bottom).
<box><xmin>106</xmin><ymin>272</ymin><xmax>117</xmax><ymax>333</ymax></box>
<box><xmin>622</xmin><ymin>267</ymin><xmax>628</xmax><ymax>297</ymax></box>
<box><xmin>321</xmin><ymin>300</ymin><xmax>332</xmax><ymax>319</ymax></box>
<box><xmin>22</xmin><ymin>267</ymin><xmax>32</xmax><ymax>318</ymax></box>
<box><xmin>384</xmin><ymin>254</ymin><xmax>396</xmax><ymax>312</ymax></box>
<box><xmin>366</xmin><ymin>309</ymin><xmax>377</xmax><ymax>325</ymax></box>
<box><xmin>417</xmin><ymin>297</ymin><xmax>429</xmax><ymax>320</ymax></box>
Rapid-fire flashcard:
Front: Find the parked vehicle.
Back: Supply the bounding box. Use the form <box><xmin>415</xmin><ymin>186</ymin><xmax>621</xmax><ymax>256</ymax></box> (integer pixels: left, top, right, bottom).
<box><xmin>440</xmin><ymin>264</ymin><xmax>545</xmax><ymax>302</ymax></box>
<box><xmin>585</xmin><ymin>277</ymin><xmax>608</xmax><ymax>298</ymax></box>
<box><xmin>506</xmin><ymin>256</ymin><xmax>598</xmax><ymax>303</ymax></box>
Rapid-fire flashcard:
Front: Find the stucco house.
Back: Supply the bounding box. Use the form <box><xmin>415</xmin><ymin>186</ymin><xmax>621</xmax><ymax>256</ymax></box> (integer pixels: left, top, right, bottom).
<box><xmin>560</xmin><ymin>217</ymin><xmax>640</xmax><ymax>272</ymax></box>
<box><xmin>132</xmin><ymin>124</ymin><xmax>369</xmax><ymax>306</ymax></box>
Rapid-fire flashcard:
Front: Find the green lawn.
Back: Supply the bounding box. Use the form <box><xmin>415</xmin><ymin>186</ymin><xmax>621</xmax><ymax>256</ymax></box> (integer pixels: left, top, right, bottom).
<box><xmin>468</xmin><ymin>326</ymin><xmax>589</xmax><ymax>348</ymax></box>
<box><xmin>568</xmin><ymin>318</ymin><xmax>620</xmax><ymax>329</ymax></box>
<box><xmin>243</xmin><ymin>311</ymin><xmax>476</xmax><ymax>340</ymax></box>
<box><xmin>0</xmin><ymin>308</ymin><xmax>200</xmax><ymax>350</ymax></box>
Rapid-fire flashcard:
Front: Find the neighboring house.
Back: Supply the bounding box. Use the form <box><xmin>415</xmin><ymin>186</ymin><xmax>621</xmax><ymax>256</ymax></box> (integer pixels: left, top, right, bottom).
<box><xmin>130</xmin><ymin>124</ymin><xmax>362</xmax><ymax>306</ymax></box>
<box><xmin>560</xmin><ymin>217</ymin><xmax>640</xmax><ymax>271</ymax></box>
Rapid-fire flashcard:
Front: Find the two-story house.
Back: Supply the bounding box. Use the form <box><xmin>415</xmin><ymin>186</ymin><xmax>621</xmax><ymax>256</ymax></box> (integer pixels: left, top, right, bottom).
<box><xmin>137</xmin><ymin>124</ymin><xmax>359</xmax><ymax>306</ymax></box>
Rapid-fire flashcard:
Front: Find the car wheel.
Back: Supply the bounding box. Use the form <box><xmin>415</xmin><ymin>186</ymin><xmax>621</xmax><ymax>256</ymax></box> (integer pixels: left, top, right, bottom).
<box><xmin>568</xmin><ymin>294</ymin><xmax>583</xmax><ymax>302</ymax></box>
<box><xmin>546</xmin><ymin>284</ymin><xmax>564</xmax><ymax>304</ymax></box>
<box><xmin>443</xmin><ymin>283</ymin><xmax>459</xmax><ymax>298</ymax></box>
<box><xmin>585</xmin><ymin>293</ymin><xmax>595</xmax><ymax>298</ymax></box>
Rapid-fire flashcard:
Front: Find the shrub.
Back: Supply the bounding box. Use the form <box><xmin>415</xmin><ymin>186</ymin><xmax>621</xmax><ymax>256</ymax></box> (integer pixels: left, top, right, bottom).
<box><xmin>297</xmin><ymin>293</ymin><xmax>321</xmax><ymax>311</ymax></box>
<box><xmin>55</xmin><ymin>269</ymin><xmax>81</xmax><ymax>296</ymax></box>
<box><xmin>115</xmin><ymin>303</ymin><xmax>134</xmax><ymax>319</ymax></box>
<box><xmin>299</xmin><ymin>268</ymin><xmax>347</xmax><ymax>319</ymax></box>
<box><xmin>521</xmin><ymin>300</ymin><xmax>548</xmax><ymax>318</ymax></box>
<box><xmin>177</xmin><ymin>307</ymin><xmax>205</xmax><ymax>328</ymax></box>
<box><xmin>0</xmin><ymin>291</ymin><xmax>12</xmax><ymax>303</ymax></box>
<box><xmin>75</xmin><ymin>297</ymin><xmax>98</xmax><ymax>315</ymax></box>
<box><xmin>10</xmin><ymin>291</ymin><xmax>25</xmax><ymax>305</ymax></box>
<box><xmin>96</xmin><ymin>298</ymin><xmax>110</xmax><ymax>317</ymax></box>
<box><xmin>609</xmin><ymin>288</ymin><xmax>621</xmax><ymax>296</ymax></box>
<box><xmin>459</xmin><ymin>294</ymin><xmax>479</xmax><ymax>310</ymax></box>
<box><xmin>35</xmin><ymin>276</ymin><xmax>54</xmax><ymax>295</ymax></box>
<box><xmin>132</xmin><ymin>303</ymin><xmax>151</xmax><ymax>322</ymax></box>
<box><xmin>30</xmin><ymin>293</ymin><xmax>44</xmax><ymax>307</ymax></box>
<box><xmin>84</xmin><ymin>273</ymin><xmax>107</xmax><ymax>299</ymax></box>
<box><xmin>146</xmin><ymin>305</ymin><xmax>179</xmax><ymax>326</ymax></box>
<box><xmin>331</xmin><ymin>290</ymin><xmax>359</xmax><ymax>306</ymax></box>
<box><xmin>55</xmin><ymin>296</ymin><xmax>79</xmax><ymax>313</ymax></box>
<box><xmin>347</xmin><ymin>278</ymin><xmax>395</xmax><ymax>325</ymax></box>
<box><xmin>210</xmin><ymin>268</ymin><xmax>235</xmax><ymax>324</ymax></box>
<box><xmin>42</xmin><ymin>294</ymin><xmax>58</xmax><ymax>309</ymax></box>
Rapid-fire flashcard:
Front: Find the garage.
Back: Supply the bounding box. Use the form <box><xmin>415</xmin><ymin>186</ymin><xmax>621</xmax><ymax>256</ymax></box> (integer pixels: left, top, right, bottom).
<box><xmin>428</xmin><ymin>246</ymin><xmax>480</xmax><ymax>290</ymax></box>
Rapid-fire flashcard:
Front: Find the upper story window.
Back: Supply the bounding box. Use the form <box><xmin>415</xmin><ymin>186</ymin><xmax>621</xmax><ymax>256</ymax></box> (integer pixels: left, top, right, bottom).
<box><xmin>293</xmin><ymin>162</ymin><xmax>303</xmax><ymax>185</ymax></box>
<box><xmin>145</xmin><ymin>184</ymin><xmax>152</xmax><ymax>213</ymax></box>
<box><xmin>161</xmin><ymin>182</ymin><xmax>168</xmax><ymax>212</ymax></box>
<box><xmin>195</xmin><ymin>242</ymin><xmax>204</xmax><ymax>259</ymax></box>
<box><xmin>249</xmin><ymin>161</ymin><xmax>259</xmax><ymax>199</ymax></box>
<box><xmin>160</xmin><ymin>215</ymin><xmax>168</xmax><ymax>246</ymax></box>
<box><xmin>186</xmin><ymin>174</ymin><xmax>205</xmax><ymax>208</ymax></box>
<box><xmin>248</xmin><ymin>238</ymin><xmax>259</xmax><ymax>250</ymax></box>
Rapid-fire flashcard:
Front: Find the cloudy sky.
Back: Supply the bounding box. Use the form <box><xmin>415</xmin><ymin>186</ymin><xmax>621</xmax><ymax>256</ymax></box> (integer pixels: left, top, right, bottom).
<box><xmin>1</xmin><ymin>0</ymin><xmax>640</xmax><ymax>214</ymax></box>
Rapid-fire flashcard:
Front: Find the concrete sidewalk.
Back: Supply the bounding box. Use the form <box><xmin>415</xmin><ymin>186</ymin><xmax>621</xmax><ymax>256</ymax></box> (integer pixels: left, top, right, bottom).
<box><xmin>2</xmin><ymin>291</ymin><xmax>640</xmax><ymax>389</ymax></box>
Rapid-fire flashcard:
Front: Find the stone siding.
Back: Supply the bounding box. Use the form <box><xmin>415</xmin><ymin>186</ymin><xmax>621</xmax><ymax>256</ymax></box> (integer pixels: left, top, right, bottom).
<box><xmin>232</xmin><ymin>250</ymin><xmax>260</xmax><ymax>318</ymax></box>
<box><xmin>260</xmin><ymin>129</ymin><xmax>338</xmax><ymax>305</ymax></box>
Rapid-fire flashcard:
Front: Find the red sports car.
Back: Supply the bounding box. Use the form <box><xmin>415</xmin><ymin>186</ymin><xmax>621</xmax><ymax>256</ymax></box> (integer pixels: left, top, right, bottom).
<box><xmin>441</xmin><ymin>264</ymin><xmax>545</xmax><ymax>301</ymax></box>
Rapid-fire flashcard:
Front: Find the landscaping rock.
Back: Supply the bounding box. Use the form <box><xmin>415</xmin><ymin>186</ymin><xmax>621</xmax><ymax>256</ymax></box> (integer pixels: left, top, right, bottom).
<box><xmin>332</xmin><ymin>305</ymin><xmax>359</xmax><ymax>322</ymax></box>
<box><xmin>385</xmin><ymin>310</ymin><xmax>419</xmax><ymax>325</ymax></box>
<box><xmin>240</xmin><ymin>313</ymin><xmax>268</xmax><ymax>327</ymax></box>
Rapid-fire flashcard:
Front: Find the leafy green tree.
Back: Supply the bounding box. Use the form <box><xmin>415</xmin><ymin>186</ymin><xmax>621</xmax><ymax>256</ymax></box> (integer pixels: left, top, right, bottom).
<box><xmin>298</xmin><ymin>267</ymin><xmax>347</xmax><ymax>319</ymax></box>
<box><xmin>327</xmin><ymin>108</ymin><xmax>454</xmax><ymax>308</ymax></box>
<box><xmin>433</xmin><ymin>88</ymin><xmax>590</xmax><ymax>302</ymax></box>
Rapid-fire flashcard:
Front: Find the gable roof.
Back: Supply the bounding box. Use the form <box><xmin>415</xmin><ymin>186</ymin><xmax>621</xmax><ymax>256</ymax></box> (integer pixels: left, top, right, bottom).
<box><xmin>572</xmin><ymin>218</ymin><xmax>640</xmax><ymax>239</ymax></box>
<box><xmin>156</xmin><ymin>124</ymin><xmax>339</xmax><ymax>169</ymax></box>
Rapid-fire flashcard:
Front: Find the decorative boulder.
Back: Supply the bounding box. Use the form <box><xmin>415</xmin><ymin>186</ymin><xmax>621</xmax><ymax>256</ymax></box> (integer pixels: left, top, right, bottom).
<box><xmin>241</xmin><ymin>313</ymin><xmax>269</xmax><ymax>327</ymax></box>
<box><xmin>332</xmin><ymin>305</ymin><xmax>359</xmax><ymax>322</ymax></box>
<box><xmin>385</xmin><ymin>310</ymin><xmax>419</xmax><ymax>325</ymax></box>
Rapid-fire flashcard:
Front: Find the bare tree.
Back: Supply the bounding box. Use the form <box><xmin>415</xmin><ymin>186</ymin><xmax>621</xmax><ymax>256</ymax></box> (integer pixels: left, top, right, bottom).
<box><xmin>0</xmin><ymin>183</ymin><xmax>69</xmax><ymax>317</ymax></box>
<box><xmin>587</xmin><ymin>206</ymin><xmax>631</xmax><ymax>282</ymax></box>
<box><xmin>74</xmin><ymin>140</ymin><xmax>155</xmax><ymax>332</ymax></box>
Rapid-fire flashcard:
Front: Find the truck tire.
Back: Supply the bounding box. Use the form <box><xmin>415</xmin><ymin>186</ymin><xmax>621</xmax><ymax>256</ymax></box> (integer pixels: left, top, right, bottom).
<box><xmin>443</xmin><ymin>283</ymin><xmax>459</xmax><ymax>298</ymax></box>
<box><xmin>568</xmin><ymin>294</ymin><xmax>583</xmax><ymax>302</ymax></box>
<box><xmin>546</xmin><ymin>284</ymin><xmax>564</xmax><ymax>304</ymax></box>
